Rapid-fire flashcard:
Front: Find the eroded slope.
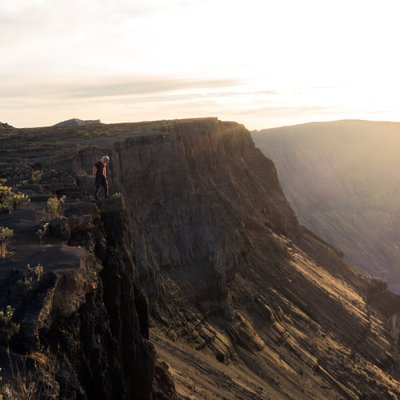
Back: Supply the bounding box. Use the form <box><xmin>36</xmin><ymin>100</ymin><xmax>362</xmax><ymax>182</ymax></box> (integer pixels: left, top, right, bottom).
<box><xmin>252</xmin><ymin>120</ymin><xmax>400</xmax><ymax>293</ymax></box>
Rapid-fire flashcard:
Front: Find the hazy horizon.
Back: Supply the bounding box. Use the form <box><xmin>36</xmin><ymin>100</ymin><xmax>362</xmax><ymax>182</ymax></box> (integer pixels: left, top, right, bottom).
<box><xmin>2</xmin><ymin>0</ymin><xmax>400</xmax><ymax>129</ymax></box>
<box><xmin>6</xmin><ymin>117</ymin><xmax>400</xmax><ymax>132</ymax></box>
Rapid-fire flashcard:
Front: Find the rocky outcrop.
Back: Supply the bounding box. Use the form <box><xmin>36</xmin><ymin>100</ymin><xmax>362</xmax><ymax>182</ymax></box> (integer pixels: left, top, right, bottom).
<box><xmin>0</xmin><ymin>122</ymin><xmax>13</xmax><ymax>129</ymax></box>
<box><xmin>0</xmin><ymin>194</ymin><xmax>175</xmax><ymax>399</ymax></box>
<box><xmin>54</xmin><ymin>119</ymin><xmax>102</xmax><ymax>128</ymax></box>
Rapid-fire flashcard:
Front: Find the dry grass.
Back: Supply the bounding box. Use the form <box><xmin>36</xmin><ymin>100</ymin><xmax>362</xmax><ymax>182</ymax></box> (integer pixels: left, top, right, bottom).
<box><xmin>0</xmin><ymin>357</ymin><xmax>41</xmax><ymax>400</ymax></box>
<box><xmin>0</xmin><ymin>227</ymin><xmax>14</xmax><ymax>259</ymax></box>
<box><xmin>0</xmin><ymin>183</ymin><xmax>29</xmax><ymax>215</ymax></box>
<box><xmin>44</xmin><ymin>195</ymin><xmax>66</xmax><ymax>218</ymax></box>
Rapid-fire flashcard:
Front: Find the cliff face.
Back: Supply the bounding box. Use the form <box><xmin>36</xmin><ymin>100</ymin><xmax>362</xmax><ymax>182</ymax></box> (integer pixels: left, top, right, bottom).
<box><xmin>70</xmin><ymin>119</ymin><xmax>299</xmax><ymax>314</ymax></box>
<box><xmin>1</xmin><ymin>118</ymin><xmax>400</xmax><ymax>399</ymax></box>
<box><xmin>0</xmin><ymin>193</ymin><xmax>174</xmax><ymax>398</ymax></box>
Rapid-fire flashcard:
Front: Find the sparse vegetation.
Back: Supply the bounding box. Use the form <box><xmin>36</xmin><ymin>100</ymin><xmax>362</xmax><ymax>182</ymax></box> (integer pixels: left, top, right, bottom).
<box><xmin>30</xmin><ymin>169</ymin><xmax>43</xmax><ymax>183</ymax></box>
<box><xmin>0</xmin><ymin>358</ymin><xmax>41</xmax><ymax>400</ymax></box>
<box><xmin>17</xmin><ymin>264</ymin><xmax>44</xmax><ymax>287</ymax></box>
<box><xmin>78</xmin><ymin>130</ymin><xmax>91</xmax><ymax>138</ymax></box>
<box><xmin>36</xmin><ymin>223</ymin><xmax>49</xmax><ymax>245</ymax></box>
<box><xmin>45</xmin><ymin>195</ymin><xmax>66</xmax><ymax>217</ymax></box>
<box><xmin>0</xmin><ymin>306</ymin><xmax>19</xmax><ymax>343</ymax></box>
<box><xmin>0</xmin><ymin>227</ymin><xmax>14</xmax><ymax>259</ymax></box>
<box><xmin>0</xmin><ymin>183</ymin><xmax>29</xmax><ymax>215</ymax></box>
<box><xmin>28</xmin><ymin>263</ymin><xmax>44</xmax><ymax>281</ymax></box>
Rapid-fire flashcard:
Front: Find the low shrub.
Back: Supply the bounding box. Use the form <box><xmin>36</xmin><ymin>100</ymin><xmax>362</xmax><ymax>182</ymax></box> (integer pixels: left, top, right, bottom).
<box><xmin>0</xmin><ymin>184</ymin><xmax>29</xmax><ymax>215</ymax></box>
<box><xmin>17</xmin><ymin>264</ymin><xmax>44</xmax><ymax>287</ymax></box>
<box><xmin>0</xmin><ymin>306</ymin><xmax>20</xmax><ymax>343</ymax></box>
<box><xmin>0</xmin><ymin>227</ymin><xmax>14</xmax><ymax>259</ymax></box>
<box><xmin>36</xmin><ymin>223</ymin><xmax>49</xmax><ymax>244</ymax></box>
<box><xmin>30</xmin><ymin>169</ymin><xmax>43</xmax><ymax>183</ymax></box>
<box><xmin>45</xmin><ymin>195</ymin><xmax>66</xmax><ymax>217</ymax></box>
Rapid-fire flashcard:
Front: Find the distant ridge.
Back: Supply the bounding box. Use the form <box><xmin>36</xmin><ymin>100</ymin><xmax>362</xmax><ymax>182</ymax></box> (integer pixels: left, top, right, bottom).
<box><xmin>54</xmin><ymin>118</ymin><xmax>102</xmax><ymax>128</ymax></box>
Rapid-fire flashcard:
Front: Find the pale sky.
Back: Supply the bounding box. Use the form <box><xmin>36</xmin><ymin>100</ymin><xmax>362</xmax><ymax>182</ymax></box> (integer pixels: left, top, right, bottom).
<box><xmin>1</xmin><ymin>0</ymin><xmax>400</xmax><ymax>129</ymax></box>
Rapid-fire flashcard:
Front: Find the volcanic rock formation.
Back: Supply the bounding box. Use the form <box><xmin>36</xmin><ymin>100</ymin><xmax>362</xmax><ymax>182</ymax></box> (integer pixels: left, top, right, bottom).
<box><xmin>0</xmin><ymin>118</ymin><xmax>400</xmax><ymax>399</ymax></box>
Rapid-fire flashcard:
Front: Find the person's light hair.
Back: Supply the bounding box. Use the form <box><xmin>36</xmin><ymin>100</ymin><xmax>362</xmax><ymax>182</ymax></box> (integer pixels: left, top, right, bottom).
<box><xmin>101</xmin><ymin>155</ymin><xmax>110</xmax><ymax>163</ymax></box>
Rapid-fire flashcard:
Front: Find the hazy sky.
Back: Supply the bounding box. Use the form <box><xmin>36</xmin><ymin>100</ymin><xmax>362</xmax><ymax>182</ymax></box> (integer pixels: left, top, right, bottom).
<box><xmin>1</xmin><ymin>0</ymin><xmax>400</xmax><ymax>128</ymax></box>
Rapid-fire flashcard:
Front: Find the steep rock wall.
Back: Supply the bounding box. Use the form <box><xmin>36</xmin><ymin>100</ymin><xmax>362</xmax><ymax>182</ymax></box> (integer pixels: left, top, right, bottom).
<box><xmin>56</xmin><ymin>118</ymin><xmax>400</xmax><ymax>398</ymax></box>
<box><xmin>0</xmin><ymin>196</ymin><xmax>175</xmax><ymax>399</ymax></box>
<box><xmin>70</xmin><ymin>119</ymin><xmax>299</xmax><ymax>312</ymax></box>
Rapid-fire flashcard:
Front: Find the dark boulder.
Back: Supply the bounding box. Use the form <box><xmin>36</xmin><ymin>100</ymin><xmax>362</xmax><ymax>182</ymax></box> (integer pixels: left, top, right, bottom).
<box><xmin>49</xmin><ymin>217</ymin><xmax>71</xmax><ymax>241</ymax></box>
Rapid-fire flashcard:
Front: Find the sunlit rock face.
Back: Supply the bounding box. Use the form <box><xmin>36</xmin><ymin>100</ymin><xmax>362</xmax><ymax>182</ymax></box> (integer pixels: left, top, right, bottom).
<box><xmin>253</xmin><ymin>120</ymin><xmax>400</xmax><ymax>293</ymax></box>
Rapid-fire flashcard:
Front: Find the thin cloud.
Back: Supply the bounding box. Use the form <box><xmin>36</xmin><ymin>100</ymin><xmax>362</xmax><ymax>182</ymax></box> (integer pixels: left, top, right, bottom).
<box><xmin>238</xmin><ymin>105</ymin><xmax>342</xmax><ymax>117</ymax></box>
<box><xmin>66</xmin><ymin>78</ymin><xmax>242</xmax><ymax>99</ymax></box>
<box><xmin>0</xmin><ymin>76</ymin><xmax>242</xmax><ymax>100</ymax></box>
<box><xmin>69</xmin><ymin>87</ymin><xmax>279</xmax><ymax>101</ymax></box>
<box><xmin>0</xmin><ymin>0</ymin><xmax>196</xmax><ymax>39</ymax></box>
<box><xmin>0</xmin><ymin>1</ymin><xmax>174</xmax><ymax>56</ymax></box>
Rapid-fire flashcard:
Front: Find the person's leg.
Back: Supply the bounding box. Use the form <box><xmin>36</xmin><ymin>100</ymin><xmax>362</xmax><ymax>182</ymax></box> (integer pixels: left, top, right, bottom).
<box><xmin>102</xmin><ymin>176</ymin><xmax>109</xmax><ymax>198</ymax></box>
<box><xmin>94</xmin><ymin>177</ymin><xmax>101</xmax><ymax>199</ymax></box>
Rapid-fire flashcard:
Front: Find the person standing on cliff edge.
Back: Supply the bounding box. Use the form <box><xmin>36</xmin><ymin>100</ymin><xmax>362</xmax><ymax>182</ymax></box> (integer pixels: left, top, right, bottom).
<box><xmin>93</xmin><ymin>155</ymin><xmax>110</xmax><ymax>200</ymax></box>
